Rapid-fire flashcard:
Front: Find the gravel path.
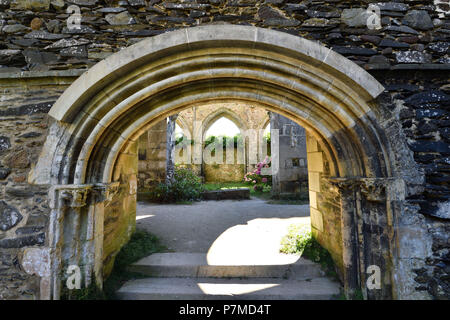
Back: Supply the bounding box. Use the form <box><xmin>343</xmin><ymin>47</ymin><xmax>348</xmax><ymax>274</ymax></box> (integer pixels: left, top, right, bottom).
<box><xmin>136</xmin><ymin>198</ymin><xmax>310</xmax><ymax>255</ymax></box>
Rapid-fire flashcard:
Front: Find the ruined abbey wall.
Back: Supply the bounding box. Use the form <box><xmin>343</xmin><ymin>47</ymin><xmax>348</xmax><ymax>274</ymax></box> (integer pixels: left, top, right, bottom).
<box><xmin>0</xmin><ymin>0</ymin><xmax>448</xmax><ymax>299</ymax></box>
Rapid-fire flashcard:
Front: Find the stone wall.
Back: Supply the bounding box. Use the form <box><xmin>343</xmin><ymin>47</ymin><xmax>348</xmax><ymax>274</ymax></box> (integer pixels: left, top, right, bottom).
<box><xmin>373</xmin><ymin>69</ymin><xmax>450</xmax><ymax>299</ymax></box>
<box><xmin>138</xmin><ymin>102</ymin><xmax>270</xmax><ymax>186</ymax></box>
<box><xmin>306</xmin><ymin>133</ymin><xmax>344</xmax><ymax>279</ymax></box>
<box><xmin>0</xmin><ymin>73</ymin><xmax>76</xmax><ymax>299</ymax></box>
<box><xmin>203</xmin><ymin>148</ymin><xmax>245</xmax><ymax>182</ymax></box>
<box><xmin>137</xmin><ymin>119</ymin><xmax>167</xmax><ymax>189</ymax></box>
<box><xmin>270</xmin><ymin>112</ymin><xmax>308</xmax><ymax>195</ymax></box>
<box><xmin>103</xmin><ymin>142</ymin><xmax>137</xmax><ymax>278</ymax></box>
<box><xmin>0</xmin><ymin>0</ymin><xmax>448</xmax><ymax>300</ymax></box>
<box><xmin>0</xmin><ymin>0</ymin><xmax>448</xmax><ymax>72</ymax></box>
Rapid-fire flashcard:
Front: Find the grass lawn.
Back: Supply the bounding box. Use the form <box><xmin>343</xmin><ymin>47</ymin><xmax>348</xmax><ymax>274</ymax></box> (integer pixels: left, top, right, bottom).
<box><xmin>203</xmin><ymin>181</ymin><xmax>271</xmax><ymax>199</ymax></box>
<box><xmin>139</xmin><ymin>181</ymin><xmax>309</xmax><ymax>205</ymax></box>
<box><xmin>203</xmin><ymin>182</ymin><xmax>308</xmax><ymax>204</ymax></box>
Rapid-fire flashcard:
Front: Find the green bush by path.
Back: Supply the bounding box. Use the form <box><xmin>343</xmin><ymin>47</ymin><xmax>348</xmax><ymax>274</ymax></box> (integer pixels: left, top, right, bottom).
<box><xmin>146</xmin><ymin>167</ymin><xmax>204</xmax><ymax>203</ymax></box>
<box><xmin>280</xmin><ymin>224</ymin><xmax>338</xmax><ymax>280</ymax></box>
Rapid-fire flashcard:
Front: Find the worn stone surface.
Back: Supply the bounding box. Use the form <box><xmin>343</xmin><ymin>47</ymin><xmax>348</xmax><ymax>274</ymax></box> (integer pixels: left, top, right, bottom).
<box><xmin>0</xmin><ymin>201</ymin><xmax>22</xmax><ymax>231</ymax></box>
<box><xmin>201</xmin><ymin>188</ymin><xmax>250</xmax><ymax>200</ymax></box>
<box><xmin>0</xmin><ymin>0</ymin><xmax>446</xmax><ymax>70</ymax></box>
<box><xmin>402</xmin><ymin>10</ymin><xmax>434</xmax><ymax>31</ymax></box>
<box><xmin>270</xmin><ymin>112</ymin><xmax>308</xmax><ymax>195</ymax></box>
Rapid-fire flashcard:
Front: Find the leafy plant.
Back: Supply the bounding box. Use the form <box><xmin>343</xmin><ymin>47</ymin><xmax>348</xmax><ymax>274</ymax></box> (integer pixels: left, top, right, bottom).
<box><xmin>204</xmin><ymin>134</ymin><xmax>244</xmax><ymax>150</ymax></box>
<box><xmin>175</xmin><ymin>134</ymin><xmax>194</xmax><ymax>147</ymax></box>
<box><xmin>244</xmin><ymin>156</ymin><xmax>272</xmax><ymax>193</ymax></box>
<box><xmin>280</xmin><ymin>224</ymin><xmax>338</xmax><ymax>279</ymax></box>
<box><xmin>147</xmin><ymin>167</ymin><xmax>204</xmax><ymax>203</ymax></box>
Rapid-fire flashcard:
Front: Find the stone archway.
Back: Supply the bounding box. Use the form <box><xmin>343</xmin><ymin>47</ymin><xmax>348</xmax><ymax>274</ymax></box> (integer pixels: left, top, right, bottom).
<box><xmin>200</xmin><ymin>107</ymin><xmax>248</xmax><ymax>141</ymax></box>
<box><xmin>175</xmin><ymin>115</ymin><xmax>192</xmax><ymax>141</ymax></box>
<box><xmin>30</xmin><ymin>25</ymin><xmax>412</xmax><ymax>300</ymax></box>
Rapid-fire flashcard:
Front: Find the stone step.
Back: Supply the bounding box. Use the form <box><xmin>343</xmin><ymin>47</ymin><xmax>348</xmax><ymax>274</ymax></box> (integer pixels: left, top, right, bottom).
<box><xmin>116</xmin><ymin>277</ymin><xmax>341</xmax><ymax>300</ymax></box>
<box><xmin>201</xmin><ymin>188</ymin><xmax>250</xmax><ymax>200</ymax></box>
<box><xmin>128</xmin><ymin>253</ymin><xmax>324</xmax><ymax>279</ymax></box>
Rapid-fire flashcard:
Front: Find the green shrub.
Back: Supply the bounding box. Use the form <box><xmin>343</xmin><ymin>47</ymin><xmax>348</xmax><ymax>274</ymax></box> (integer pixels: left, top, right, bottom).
<box><xmin>204</xmin><ymin>134</ymin><xmax>244</xmax><ymax>150</ymax></box>
<box><xmin>280</xmin><ymin>224</ymin><xmax>338</xmax><ymax>279</ymax></box>
<box><xmin>103</xmin><ymin>230</ymin><xmax>166</xmax><ymax>299</ymax></box>
<box><xmin>60</xmin><ymin>279</ymin><xmax>105</xmax><ymax>300</ymax></box>
<box><xmin>148</xmin><ymin>167</ymin><xmax>204</xmax><ymax>203</ymax></box>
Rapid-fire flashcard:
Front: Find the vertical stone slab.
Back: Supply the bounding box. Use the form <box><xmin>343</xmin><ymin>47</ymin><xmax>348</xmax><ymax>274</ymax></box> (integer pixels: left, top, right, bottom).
<box><xmin>166</xmin><ymin>115</ymin><xmax>178</xmax><ymax>184</ymax></box>
<box><xmin>270</xmin><ymin>112</ymin><xmax>308</xmax><ymax>195</ymax></box>
<box><xmin>103</xmin><ymin>142</ymin><xmax>138</xmax><ymax>278</ymax></box>
<box><xmin>306</xmin><ymin>134</ymin><xmax>345</xmax><ymax>283</ymax></box>
<box><xmin>137</xmin><ymin>120</ymin><xmax>167</xmax><ymax>189</ymax></box>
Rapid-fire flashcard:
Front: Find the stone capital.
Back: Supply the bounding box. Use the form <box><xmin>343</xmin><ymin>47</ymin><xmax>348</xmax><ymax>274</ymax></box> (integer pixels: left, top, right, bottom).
<box><xmin>328</xmin><ymin>177</ymin><xmax>360</xmax><ymax>192</ymax></box>
<box><xmin>92</xmin><ymin>182</ymin><xmax>120</xmax><ymax>206</ymax></box>
<box><xmin>60</xmin><ymin>186</ymin><xmax>92</xmax><ymax>208</ymax></box>
<box><xmin>50</xmin><ymin>185</ymin><xmax>93</xmax><ymax>209</ymax></box>
<box><xmin>327</xmin><ymin>177</ymin><xmax>388</xmax><ymax>202</ymax></box>
<box><xmin>359</xmin><ymin>178</ymin><xmax>387</xmax><ymax>203</ymax></box>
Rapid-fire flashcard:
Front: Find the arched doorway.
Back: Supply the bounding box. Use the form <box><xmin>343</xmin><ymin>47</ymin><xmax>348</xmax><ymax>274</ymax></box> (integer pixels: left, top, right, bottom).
<box><xmin>30</xmin><ymin>25</ymin><xmax>404</xmax><ymax>300</ymax></box>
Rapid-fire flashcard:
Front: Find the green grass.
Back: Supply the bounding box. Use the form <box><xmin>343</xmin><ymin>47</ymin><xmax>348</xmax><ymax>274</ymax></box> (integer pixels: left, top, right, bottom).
<box><xmin>280</xmin><ymin>224</ymin><xmax>338</xmax><ymax>280</ymax></box>
<box><xmin>103</xmin><ymin>230</ymin><xmax>166</xmax><ymax>300</ymax></box>
<box><xmin>203</xmin><ymin>181</ymin><xmax>274</xmax><ymax>201</ymax></box>
<box><xmin>61</xmin><ymin>230</ymin><xmax>166</xmax><ymax>300</ymax></box>
<box><xmin>203</xmin><ymin>182</ymin><xmax>310</xmax><ymax>204</ymax></box>
<box><xmin>202</xmin><ymin>181</ymin><xmax>248</xmax><ymax>191</ymax></box>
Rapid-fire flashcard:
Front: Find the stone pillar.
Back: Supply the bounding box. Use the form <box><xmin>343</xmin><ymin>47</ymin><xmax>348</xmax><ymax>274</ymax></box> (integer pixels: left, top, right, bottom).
<box><xmin>43</xmin><ymin>182</ymin><xmax>120</xmax><ymax>299</ymax></box>
<box><xmin>47</xmin><ymin>184</ymin><xmax>92</xmax><ymax>299</ymax></box>
<box><xmin>358</xmin><ymin>178</ymin><xmax>392</xmax><ymax>300</ymax></box>
<box><xmin>90</xmin><ymin>182</ymin><xmax>120</xmax><ymax>288</ymax></box>
<box><xmin>328</xmin><ymin>178</ymin><xmax>360</xmax><ymax>298</ymax></box>
<box><xmin>166</xmin><ymin>114</ymin><xmax>178</xmax><ymax>184</ymax></box>
<box><xmin>327</xmin><ymin>177</ymin><xmax>394</xmax><ymax>300</ymax></box>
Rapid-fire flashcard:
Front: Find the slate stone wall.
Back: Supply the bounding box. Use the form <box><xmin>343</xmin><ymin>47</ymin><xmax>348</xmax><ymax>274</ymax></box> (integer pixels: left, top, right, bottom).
<box><xmin>0</xmin><ymin>73</ymin><xmax>77</xmax><ymax>299</ymax></box>
<box><xmin>0</xmin><ymin>0</ymin><xmax>448</xmax><ymax>72</ymax></box>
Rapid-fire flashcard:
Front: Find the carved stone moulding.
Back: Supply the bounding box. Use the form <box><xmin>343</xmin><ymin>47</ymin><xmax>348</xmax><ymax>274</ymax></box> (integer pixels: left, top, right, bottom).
<box><xmin>327</xmin><ymin>177</ymin><xmax>388</xmax><ymax>202</ymax></box>
<box><xmin>52</xmin><ymin>182</ymin><xmax>121</xmax><ymax>209</ymax></box>
<box><xmin>359</xmin><ymin>178</ymin><xmax>387</xmax><ymax>203</ymax></box>
<box><xmin>92</xmin><ymin>182</ymin><xmax>121</xmax><ymax>206</ymax></box>
<box><xmin>59</xmin><ymin>185</ymin><xmax>92</xmax><ymax>208</ymax></box>
<box><xmin>327</xmin><ymin>177</ymin><xmax>360</xmax><ymax>192</ymax></box>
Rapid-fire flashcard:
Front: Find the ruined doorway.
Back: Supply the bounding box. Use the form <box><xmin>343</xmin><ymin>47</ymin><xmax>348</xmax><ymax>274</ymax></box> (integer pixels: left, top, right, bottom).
<box><xmin>31</xmin><ymin>25</ymin><xmax>408</xmax><ymax>300</ymax></box>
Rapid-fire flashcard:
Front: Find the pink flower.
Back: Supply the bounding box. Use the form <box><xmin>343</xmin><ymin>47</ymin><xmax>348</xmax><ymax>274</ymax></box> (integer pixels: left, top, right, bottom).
<box><xmin>262</xmin><ymin>177</ymin><xmax>267</xmax><ymax>183</ymax></box>
<box><xmin>252</xmin><ymin>180</ymin><xmax>256</xmax><ymax>184</ymax></box>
